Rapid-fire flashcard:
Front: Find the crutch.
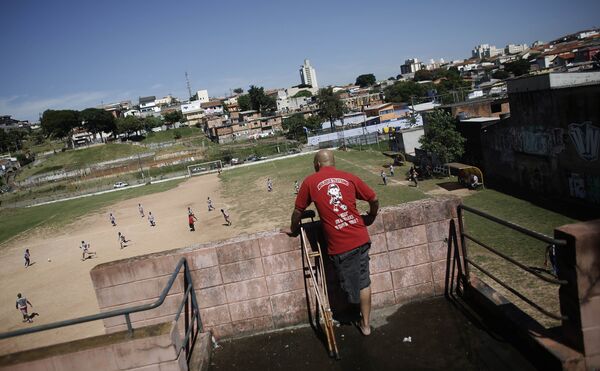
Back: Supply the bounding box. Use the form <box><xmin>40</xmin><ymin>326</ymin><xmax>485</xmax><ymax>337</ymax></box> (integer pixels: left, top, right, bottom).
<box><xmin>299</xmin><ymin>210</ymin><xmax>340</xmax><ymax>360</ymax></box>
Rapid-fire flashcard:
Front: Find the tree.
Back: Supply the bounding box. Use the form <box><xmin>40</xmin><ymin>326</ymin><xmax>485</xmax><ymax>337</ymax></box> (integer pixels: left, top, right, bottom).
<box><xmin>163</xmin><ymin>110</ymin><xmax>183</xmax><ymax>125</ymax></box>
<box><xmin>317</xmin><ymin>87</ymin><xmax>346</xmax><ymax>132</ymax></box>
<box><xmin>248</xmin><ymin>85</ymin><xmax>276</xmax><ymax>113</ymax></box>
<box><xmin>414</xmin><ymin>69</ymin><xmax>434</xmax><ymax>81</ymax></box>
<box><xmin>383</xmin><ymin>81</ymin><xmax>428</xmax><ymax>103</ymax></box>
<box><xmin>238</xmin><ymin>94</ymin><xmax>251</xmax><ymax>111</ymax></box>
<box><xmin>419</xmin><ymin>110</ymin><xmax>465</xmax><ymax>164</ymax></box>
<box><xmin>233</xmin><ymin>88</ymin><xmax>244</xmax><ymax>94</ymax></box>
<box><xmin>143</xmin><ymin>116</ymin><xmax>163</xmax><ymax>131</ymax></box>
<box><xmin>504</xmin><ymin>59</ymin><xmax>530</xmax><ymax>76</ymax></box>
<box><xmin>492</xmin><ymin>69</ymin><xmax>510</xmax><ymax>79</ymax></box>
<box><xmin>355</xmin><ymin>74</ymin><xmax>376</xmax><ymax>87</ymax></box>
<box><xmin>115</xmin><ymin>116</ymin><xmax>143</xmax><ymax>137</ymax></box>
<box><xmin>80</xmin><ymin>108</ymin><xmax>116</xmax><ymax>142</ymax></box>
<box><xmin>292</xmin><ymin>90</ymin><xmax>312</xmax><ymax>98</ymax></box>
<box><xmin>40</xmin><ymin>109</ymin><xmax>80</xmax><ymax>141</ymax></box>
<box><xmin>282</xmin><ymin>114</ymin><xmax>321</xmax><ymax>142</ymax></box>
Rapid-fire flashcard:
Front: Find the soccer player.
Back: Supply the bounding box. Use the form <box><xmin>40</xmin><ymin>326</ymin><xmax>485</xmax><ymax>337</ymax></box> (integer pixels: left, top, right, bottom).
<box><xmin>80</xmin><ymin>240</ymin><xmax>96</xmax><ymax>261</ymax></box>
<box><xmin>118</xmin><ymin>232</ymin><xmax>129</xmax><ymax>249</ymax></box>
<box><xmin>207</xmin><ymin>197</ymin><xmax>215</xmax><ymax>212</ymax></box>
<box><xmin>380</xmin><ymin>170</ymin><xmax>387</xmax><ymax>186</ymax></box>
<box><xmin>267</xmin><ymin>178</ymin><xmax>273</xmax><ymax>192</ymax></box>
<box><xmin>389</xmin><ymin>164</ymin><xmax>394</xmax><ymax>176</ymax></box>
<box><xmin>24</xmin><ymin>249</ymin><xmax>31</xmax><ymax>268</ymax></box>
<box><xmin>16</xmin><ymin>293</ymin><xmax>38</xmax><ymax>323</ymax></box>
<box><xmin>294</xmin><ymin>180</ymin><xmax>300</xmax><ymax>194</ymax></box>
<box><xmin>138</xmin><ymin>203</ymin><xmax>145</xmax><ymax>218</ymax></box>
<box><xmin>221</xmin><ymin>209</ymin><xmax>232</xmax><ymax>226</ymax></box>
<box><xmin>109</xmin><ymin>213</ymin><xmax>116</xmax><ymax>226</ymax></box>
<box><xmin>148</xmin><ymin>212</ymin><xmax>156</xmax><ymax>227</ymax></box>
<box><xmin>188</xmin><ymin>212</ymin><xmax>198</xmax><ymax>231</ymax></box>
<box><xmin>283</xmin><ymin>149</ymin><xmax>379</xmax><ymax>336</ymax></box>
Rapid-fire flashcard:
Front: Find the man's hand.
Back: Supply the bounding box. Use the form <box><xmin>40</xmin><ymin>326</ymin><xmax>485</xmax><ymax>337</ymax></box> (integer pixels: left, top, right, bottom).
<box><xmin>362</xmin><ymin>213</ymin><xmax>376</xmax><ymax>226</ymax></box>
<box><xmin>280</xmin><ymin>227</ymin><xmax>299</xmax><ymax>237</ymax></box>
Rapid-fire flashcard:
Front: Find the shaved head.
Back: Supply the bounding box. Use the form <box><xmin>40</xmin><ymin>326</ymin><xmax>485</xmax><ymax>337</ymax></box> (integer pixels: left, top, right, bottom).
<box><xmin>314</xmin><ymin>149</ymin><xmax>335</xmax><ymax>172</ymax></box>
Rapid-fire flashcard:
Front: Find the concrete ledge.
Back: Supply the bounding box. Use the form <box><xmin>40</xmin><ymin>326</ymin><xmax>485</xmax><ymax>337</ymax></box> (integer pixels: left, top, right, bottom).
<box><xmin>463</xmin><ymin>277</ymin><xmax>585</xmax><ymax>370</ymax></box>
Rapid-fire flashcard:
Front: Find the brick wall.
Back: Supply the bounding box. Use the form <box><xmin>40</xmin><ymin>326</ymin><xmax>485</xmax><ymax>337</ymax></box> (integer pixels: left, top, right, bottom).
<box><xmin>90</xmin><ymin>197</ymin><xmax>460</xmax><ymax>339</ymax></box>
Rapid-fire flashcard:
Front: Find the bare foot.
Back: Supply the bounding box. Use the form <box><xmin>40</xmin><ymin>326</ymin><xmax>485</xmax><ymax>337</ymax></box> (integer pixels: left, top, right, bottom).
<box><xmin>358</xmin><ymin>319</ymin><xmax>371</xmax><ymax>336</ymax></box>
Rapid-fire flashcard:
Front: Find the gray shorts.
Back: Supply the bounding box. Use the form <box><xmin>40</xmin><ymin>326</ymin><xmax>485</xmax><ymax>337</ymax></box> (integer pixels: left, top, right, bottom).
<box><xmin>330</xmin><ymin>242</ymin><xmax>371</xmax><ymax>304</ymax></box>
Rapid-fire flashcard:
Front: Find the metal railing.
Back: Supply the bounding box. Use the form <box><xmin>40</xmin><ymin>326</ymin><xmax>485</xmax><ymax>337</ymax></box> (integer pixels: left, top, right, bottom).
<box><xmin>451</xmin><ymin>204</ymin><xmax>568</xmax><ymax>321</ymax></box>
<box><xmin>0</xmin><ymin>257</ymin><xmax>202</xmax><ymax>363</ymax></box>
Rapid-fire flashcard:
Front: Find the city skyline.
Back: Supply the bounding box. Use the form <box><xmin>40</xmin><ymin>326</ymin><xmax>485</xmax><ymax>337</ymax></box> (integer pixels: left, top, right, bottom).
<box><xmin>1</xmin><ymin>0</ymin><xmax>599</xmax><ymax>121</ymax></box>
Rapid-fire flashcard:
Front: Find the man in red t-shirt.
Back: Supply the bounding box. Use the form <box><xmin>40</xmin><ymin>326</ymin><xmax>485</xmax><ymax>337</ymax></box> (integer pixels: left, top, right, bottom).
<box><xmin>283</xmin><ymin>149</ymin><xmax>379</xmax><ymax>335</ymax></box>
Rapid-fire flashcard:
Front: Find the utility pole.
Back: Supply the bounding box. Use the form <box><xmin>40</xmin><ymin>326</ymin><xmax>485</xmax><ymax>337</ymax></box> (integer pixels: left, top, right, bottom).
<box><xmin>185</xmin><ymin>72</ymin><xmax>192</xmax><ymax>100</ymax></box>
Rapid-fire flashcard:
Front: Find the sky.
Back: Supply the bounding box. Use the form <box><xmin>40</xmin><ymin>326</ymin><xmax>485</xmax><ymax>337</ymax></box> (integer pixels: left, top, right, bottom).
<box><xmin>1</xmin><ymin>0</ymin><xmax>598</xmax><ymax>121</ymax></box>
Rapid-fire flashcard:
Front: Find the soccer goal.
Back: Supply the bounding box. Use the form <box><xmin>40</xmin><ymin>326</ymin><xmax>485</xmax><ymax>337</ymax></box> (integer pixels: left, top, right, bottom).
<box><xmin>187</xmin><ymin>160</ymin><xmax>223</xmax><ymax>177</ymax></box>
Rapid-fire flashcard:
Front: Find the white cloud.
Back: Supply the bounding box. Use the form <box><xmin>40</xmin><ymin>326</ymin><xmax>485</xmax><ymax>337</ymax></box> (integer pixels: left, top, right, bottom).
<box><xmin>0</xmin><ymin>91</ymin><xmax>116</xmax><ymax>121</ymax></box>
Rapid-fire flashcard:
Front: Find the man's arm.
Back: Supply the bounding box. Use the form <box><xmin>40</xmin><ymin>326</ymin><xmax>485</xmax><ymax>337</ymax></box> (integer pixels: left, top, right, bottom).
<box><xmin>27</xmin><ymin>300</ymin><xmax>32</xmax><ymax>307</ymax></box>
<box><xmin>362</xmin><ymin>197</ymin><xmax>379</xmax><ymax>226</ymax></box>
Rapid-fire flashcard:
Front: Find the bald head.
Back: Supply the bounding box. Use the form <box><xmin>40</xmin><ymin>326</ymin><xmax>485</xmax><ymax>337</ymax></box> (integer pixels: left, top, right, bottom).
<box><xmin>314</xmin><ymin>149</ymin><xmax>335</xmax><ymax>172</ymax></box>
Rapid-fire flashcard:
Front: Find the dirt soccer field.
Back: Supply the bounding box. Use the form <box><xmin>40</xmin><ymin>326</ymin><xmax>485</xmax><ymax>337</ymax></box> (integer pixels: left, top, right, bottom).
<box><xmin>0</xmin><ymin>172</ymin><xmax>277</xmax><ymax>355</ymax></box>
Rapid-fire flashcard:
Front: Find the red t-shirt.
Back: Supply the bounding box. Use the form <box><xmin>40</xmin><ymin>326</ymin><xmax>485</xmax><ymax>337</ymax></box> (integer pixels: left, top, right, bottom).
<box><xmin>295</xmin><ymin>166</ymin><xmax>376</xmax><ymax>255</ymax></box>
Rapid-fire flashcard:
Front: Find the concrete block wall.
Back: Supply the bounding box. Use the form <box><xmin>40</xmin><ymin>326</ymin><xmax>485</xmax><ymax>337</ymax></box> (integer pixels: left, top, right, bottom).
<box><xmin>555</xmin><ymin>220</ymin><xmax>600</xmax><ymax>369</ymax></box>
<box><xmin>0</xmin><ymin>322</ymin><xmax>191</xmax><ymax>371</ymax></box>
<box><xmin>91</xmin><ymin>197</ymin><xmax>460</xmax><ymax>339</ymax></box>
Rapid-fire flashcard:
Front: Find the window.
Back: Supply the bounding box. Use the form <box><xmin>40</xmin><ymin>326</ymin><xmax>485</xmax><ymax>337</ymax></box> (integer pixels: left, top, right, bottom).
<box><xmin>491</xmin><ymin>103</ymin><xmax>502</xmax><ymax>113</ymax></box>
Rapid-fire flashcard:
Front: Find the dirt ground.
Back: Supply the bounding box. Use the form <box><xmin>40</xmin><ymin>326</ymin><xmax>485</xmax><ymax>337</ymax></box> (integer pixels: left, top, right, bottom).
<box><xmin>0</xmin><ymin>173</ymin><xmax>276</xmax><ymax>355</ymax></box>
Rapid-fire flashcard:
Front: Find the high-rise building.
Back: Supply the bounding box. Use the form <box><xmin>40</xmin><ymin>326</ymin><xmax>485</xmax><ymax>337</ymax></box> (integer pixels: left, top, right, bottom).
<box><xmin>472</xmin><ymin>44</ymin><xmax>503</xmax><ymax>59</ymax></box>
<box><xmin>299</xmin><ymin>59</ymin><xmax>318</xmax><ymax>88</ymax></box>
<box><xmin>400</xmin><ymin>58</ymin><xmax>424</xmax><ymax>74</ymax></box>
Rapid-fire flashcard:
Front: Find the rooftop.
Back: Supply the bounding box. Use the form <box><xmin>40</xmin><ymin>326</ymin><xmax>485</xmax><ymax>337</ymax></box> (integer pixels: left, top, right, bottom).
<box><xmin>507</xmin><ymin>72</ymin><xmax>600</xmax><ymax>93</ymax></box>
<box><xmin>209</xmin><ymin>298</ymin><xmax>535</xmax><ymax>371</ymax></box>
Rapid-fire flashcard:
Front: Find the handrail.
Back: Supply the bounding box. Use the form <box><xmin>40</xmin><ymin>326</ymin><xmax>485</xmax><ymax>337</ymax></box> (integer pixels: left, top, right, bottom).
<box><xmin>0</xmin><ymin>257</ymin><xmax>199</xmax><ymax>340</ymax></box>
<box><xmin>453</xmin><ymin>205</ymin><xmax>569</xmax><ymax>322</ymax></box>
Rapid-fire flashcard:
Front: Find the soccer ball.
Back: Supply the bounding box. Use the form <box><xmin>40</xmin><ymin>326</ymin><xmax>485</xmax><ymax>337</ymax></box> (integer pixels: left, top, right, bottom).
<box><xmin>48</xmin><ymin>258</ymin><xmax>51</xmax><ymax>262</ymax></box>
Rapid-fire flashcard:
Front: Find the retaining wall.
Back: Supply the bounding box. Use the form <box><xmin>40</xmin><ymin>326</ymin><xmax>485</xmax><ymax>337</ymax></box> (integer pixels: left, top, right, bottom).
<box><xmin>91</xmin><ymin>197</ymin><xmax>460</xmax><ymax>339</ymax></box>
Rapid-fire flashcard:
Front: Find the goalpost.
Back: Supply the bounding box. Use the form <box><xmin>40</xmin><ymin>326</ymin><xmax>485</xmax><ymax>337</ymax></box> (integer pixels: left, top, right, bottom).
<box><xmin>187</xmin><ymin>160</ymin><xmax>223</xmax><ymax>177</ymax></box>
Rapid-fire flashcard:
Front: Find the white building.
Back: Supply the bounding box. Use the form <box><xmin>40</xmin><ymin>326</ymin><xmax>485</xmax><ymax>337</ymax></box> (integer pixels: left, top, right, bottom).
<box><xmin>472</xmin><ymin>44</ymin><xmax>503</xmax><ymax>59</ymax></box>
<box><xmin>400</xmin><ymin>58</ymin><xmax>423</xmax><ymax>74</ymax></box>
<box><xmin>505</xmin><ymin>43</ymin><xmax>528</xmax><ymax>55</ymax></box>
<box><xmin>196</xmin><ymin>90</ymin><xmax>209</xmax><ymax>104</ymax></box>
<box><xmin>180</xmin><ymin>100</ymin><xmax>204</xmax><ymax>125</ymax></box>
<box><xmin>139</xmin><ymin>96</ymin><xmax>160</xmax><ymax>117</ymax></box>
<box><xmin>299</xmin><ymin>59</ymin><xmax>318</xmax><ymax>88</ymax></box>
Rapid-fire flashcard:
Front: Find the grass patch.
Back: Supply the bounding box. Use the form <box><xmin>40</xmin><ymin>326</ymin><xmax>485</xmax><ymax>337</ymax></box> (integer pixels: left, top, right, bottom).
<box><xmin>142</xmin><ymin>127</ymin><xmax>204</xmax><ymax>144</ymax></box>
<box><xmin>0</xmin><ymin>180</ymin><xmax>184</xmax><ymax>246</ymax></box>
<box><xmin>17</xmin><ymin>144</ymin><xmax>147</xmax><ymax>180</ymax></box>
<box><xmin>221</xmin><ymin>150</ymin><xmax>426</xmax><ymax>230</ymax></box>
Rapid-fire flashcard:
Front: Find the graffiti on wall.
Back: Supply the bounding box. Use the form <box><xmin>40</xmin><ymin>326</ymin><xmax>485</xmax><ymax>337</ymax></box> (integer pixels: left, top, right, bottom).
<box><xmin>566</xmin><ymin>172</ymin><xmax>600</xmax><ymax>204</ymax></box>
<box><xmin>490</xmin><ymin>126</ymin><xmax>565</xmax><ymax>157</ymax></box>
<box><xmin>568</xmin><ymin>173</ymin><xmax>586</xmax><ymax>199</ymax></box>
<box><xmin>569</xmin><ymin>122</ymin><xmax>600</xmax><ymax>162</ymax></box>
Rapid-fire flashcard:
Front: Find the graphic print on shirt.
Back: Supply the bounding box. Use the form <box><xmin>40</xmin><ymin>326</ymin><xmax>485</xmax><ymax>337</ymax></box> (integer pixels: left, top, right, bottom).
<box><xmin>317</xmin><ymin>177</ymin><xmax>358</xmax><ymax>231</ymax></box>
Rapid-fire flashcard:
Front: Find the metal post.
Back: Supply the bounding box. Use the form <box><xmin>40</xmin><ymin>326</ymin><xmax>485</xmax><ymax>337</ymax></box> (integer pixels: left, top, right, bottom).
<box><xmin>125</xmin><ymin>313</ymin><xmax>133</xmax><ymax>337</ymax></box>
<box><xmin>184</xmin><ymin>269</ymin><xmax>190</xmax><ymax>359</ymax></box>
<box><xmin>457</xmin><ymin>207</ymin><xmax>470</xmax><ymax>282</ymax></box>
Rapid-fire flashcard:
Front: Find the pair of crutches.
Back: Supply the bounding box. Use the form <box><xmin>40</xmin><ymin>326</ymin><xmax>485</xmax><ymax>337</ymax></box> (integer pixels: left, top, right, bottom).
<box><xmin>299</xmin><ymin>210</ymin><xmax>340</xmax><ymax>360</ymax></box>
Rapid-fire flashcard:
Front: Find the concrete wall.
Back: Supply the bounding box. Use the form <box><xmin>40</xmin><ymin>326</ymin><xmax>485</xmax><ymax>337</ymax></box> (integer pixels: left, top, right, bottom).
<box><xmin>90</xmin><ymin>197</ymin><xmax>459</xmax><ymax>339</ymax></box>
<box><xmin>0</xmin><ymin>322</ymin><xmax>194</xmax><ymax>371</ymax></box>
<box><xmin>481</xmin><ymin>83</ymin><xmax>600</xmax><ymax>208</ymax></box>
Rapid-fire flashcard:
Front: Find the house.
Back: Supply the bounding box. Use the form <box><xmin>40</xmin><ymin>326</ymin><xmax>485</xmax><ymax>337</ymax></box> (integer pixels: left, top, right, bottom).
<box><xmin>201</xmin><ymin>100</ymin><xmax>224</xmax><ymax>116</ymax></box>
<box><xmin>441</xmin><ymin>96</ymin><xmax>510</xmax><ymax>120</ymax></box>
<box><xmin>139</xmin><ymin>96</ymin><xmax>158</xmax><ymax>117</ymax></box>
<box><xmin>364</xmin><ymin>103</ymin><xmax>397</xmax><ymax>123</ymax></box>
<box><xmin>180</xmin><ymin>101</ymin><xmax>204</xmax><ymax>125</ymax></box>
<box><xmin>239</xmin><ymin>110</ymin><xmax>261</xmax><ymax>122</ymax></box>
